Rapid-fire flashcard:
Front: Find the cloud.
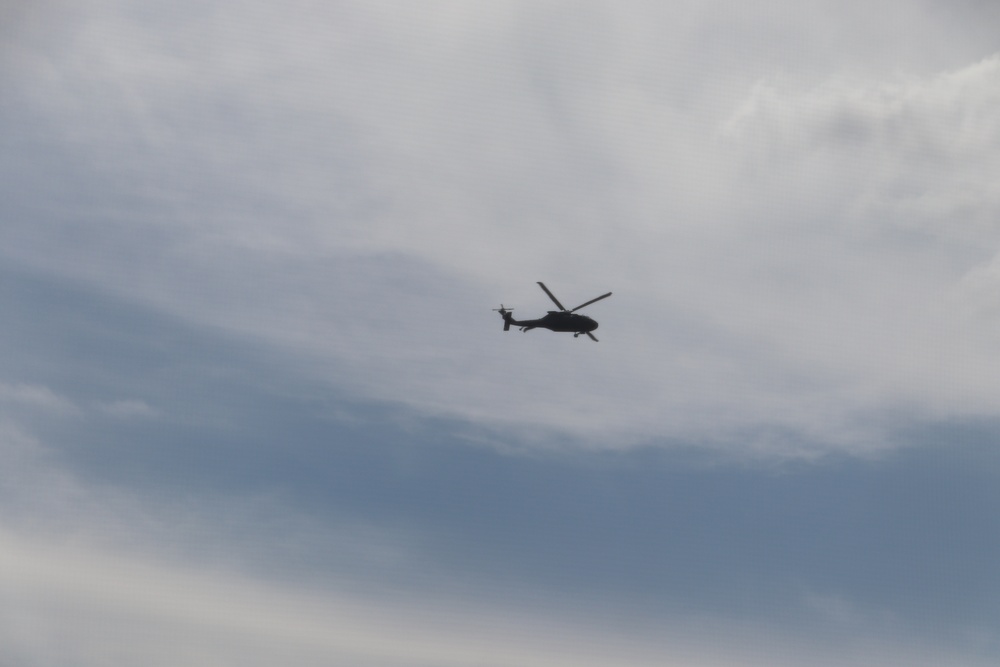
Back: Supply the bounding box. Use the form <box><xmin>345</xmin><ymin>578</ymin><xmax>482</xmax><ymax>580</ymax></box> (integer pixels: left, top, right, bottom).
<box><xmin>1</xmin><ymin>524</ymin><xmax>991</xmax><ymax>667</ymax></box>
<box><xmin>1</xmin><ymin>260</ymin><xmax>998</xmax><ymax>664</ymax></box>
<box><xmin>0</xmin><ymin>526</ymin><xmax>720</xmax><ymax>666</ymax></box>
<box><xmin>95</xmin><ymin>398</ymin><xmax>160</xmax><ymax>419</ymax></box>
<box><xmin>801</xmin><ymin>590</ymin><xmax>897</xmax><ymax>629</ymax></box>
<box><xmin>0</xmin><ymin>382</ymin><xmax>80</xmax><ymax>416</ymax></box>
<box><xmin>4</xmin><ymin>1</ymin><xmax>1000</xmax><ymax>457</ymax></box>
<box><xmin>0</xmin><ymin>381</ymin><xmax>157</xmax><ymax>423</ymax></box>
<box><xmin>718</xmin><ymin>55</ymin><xmax>1000</xmax><ymax>416</ymax></box>
<box><xmin>3</xmin><ymin>6</ymin><xmax>1000</xmax><ymax>665</ymax></box>
<box><xmin>725</xmin><ymin>54</ymin><xmax>1000</xmax><ymax>234</ymax></box>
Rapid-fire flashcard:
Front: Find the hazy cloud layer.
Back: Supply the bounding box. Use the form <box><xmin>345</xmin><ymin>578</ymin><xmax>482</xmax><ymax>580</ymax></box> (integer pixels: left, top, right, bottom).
<box><xmin>3</xmin><ymin>3</ymin><xmax>1000</xmax><ymax>663</ymax></box>
<box><xmin>4</xmin><ymin>528</ymin><xmax>993</xmax><ymax>667</ymax></box>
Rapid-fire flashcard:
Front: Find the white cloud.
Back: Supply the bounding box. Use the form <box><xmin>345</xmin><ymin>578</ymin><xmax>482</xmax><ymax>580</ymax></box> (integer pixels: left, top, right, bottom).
<box><xmin>718</xmin><ymin>55</ymin><xmax>1000</xmax><ymax>415</ymax></box>
<box><xmin>0</xmin><ymin>381</ymin><xmax>158</xmax><ymax>422</ymax></box>
<box><xmin>0</xmin><ymin>382</ymin><xmax>80</xmax><ymax>416</ymax></box>
<box><xmin>5</xmin><ymin>2</ymin><xmax>1000</xmax><ymax>456</ymax></box>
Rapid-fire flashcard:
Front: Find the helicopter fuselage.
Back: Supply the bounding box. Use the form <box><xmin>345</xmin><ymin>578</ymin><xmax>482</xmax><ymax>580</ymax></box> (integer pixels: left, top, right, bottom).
<box><xmin>509</xmin><ymin>311</ymin><xmax>598</xmax><ymax>334</ymax></box>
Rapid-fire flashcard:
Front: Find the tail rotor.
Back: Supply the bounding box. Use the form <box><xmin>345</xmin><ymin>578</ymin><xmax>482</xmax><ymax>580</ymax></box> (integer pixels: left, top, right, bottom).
<box><xmin>493</xmin><ymin>304</ymin><xmax>514</xmax><ymax>331</ymax></box>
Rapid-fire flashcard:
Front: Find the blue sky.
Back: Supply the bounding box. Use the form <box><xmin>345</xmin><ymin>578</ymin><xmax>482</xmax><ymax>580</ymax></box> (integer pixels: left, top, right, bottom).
<box><xmin>3</xmin><ymin>1</ymin><xmax>1000</xmax><ymax>664</ymax></box>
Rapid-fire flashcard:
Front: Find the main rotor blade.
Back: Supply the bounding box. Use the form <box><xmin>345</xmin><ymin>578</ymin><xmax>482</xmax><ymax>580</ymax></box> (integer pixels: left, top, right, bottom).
<box><xmin>586</xmin><ymin>332</ymin><xmax>599</xmax><ymax>342</ymax></box>
<box><xmin>536</xmin><ymin>282</ymin><xmax>567</xmax><ymax>311</ymax></box>
<box><xmin>569</xmin><ymin>291</ymin><xmax>612</xmax><ymax>312</ymax></box>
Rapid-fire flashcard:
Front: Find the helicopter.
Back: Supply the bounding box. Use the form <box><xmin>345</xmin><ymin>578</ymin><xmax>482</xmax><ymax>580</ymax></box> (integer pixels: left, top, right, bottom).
<box><xmin>494</xmin><ymin>282</ymin><xmax>612</xmax><ymax>342</ymax></box>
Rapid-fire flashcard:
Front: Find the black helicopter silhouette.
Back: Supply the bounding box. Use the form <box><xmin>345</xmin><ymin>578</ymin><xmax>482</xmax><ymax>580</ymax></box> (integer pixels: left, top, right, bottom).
<box><xmin>495</xmin><ymin>282</ymin><xmax>612</xmax><ymax>342</ymax></box>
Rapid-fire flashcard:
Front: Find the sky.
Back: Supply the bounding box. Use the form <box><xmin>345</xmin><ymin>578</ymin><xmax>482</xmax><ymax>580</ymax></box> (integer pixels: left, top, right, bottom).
<box><xmin>2</xmin><ymin>0</ymin><xmax>1000</xmax><ymax>664</ymax></box>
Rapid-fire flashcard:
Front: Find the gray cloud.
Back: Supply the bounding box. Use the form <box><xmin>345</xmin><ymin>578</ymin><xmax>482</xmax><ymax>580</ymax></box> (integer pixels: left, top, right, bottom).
<box><xmin>2</xmin><ymin>264</ymin><xmax>999</xmax><ymax>663</ymax></box>
<box><xmin>6</xmin><ymin>4</ymin><xmax>1000</xmax><ymax>663</ymax></box>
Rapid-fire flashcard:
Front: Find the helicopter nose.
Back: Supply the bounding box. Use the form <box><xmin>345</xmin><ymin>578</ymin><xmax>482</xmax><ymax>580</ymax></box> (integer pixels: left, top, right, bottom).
<box><xmin>589</xmin><ymin>319</ymin><xmax>598</xmax><ymax>331</ymax></box>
